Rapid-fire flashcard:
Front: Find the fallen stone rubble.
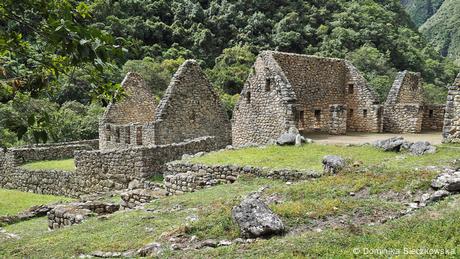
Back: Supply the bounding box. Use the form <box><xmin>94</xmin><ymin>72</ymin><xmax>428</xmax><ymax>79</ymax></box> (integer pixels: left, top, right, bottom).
<box><xmin>372</xmin><ymin>137</ymin><xmax>436</xmax><ymax>155</ymax></box>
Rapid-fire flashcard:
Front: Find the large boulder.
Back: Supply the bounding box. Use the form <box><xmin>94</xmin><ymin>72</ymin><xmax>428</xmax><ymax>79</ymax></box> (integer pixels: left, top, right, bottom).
<box><xmin>276</xmin><ymin>133</ymin><xmax>297</xmax><ymax>146</ymax></box>
<box><xmin>372</xmin><ymin>137</ymin><xmax>407</xmax><ymax>152</ymax></box>
<box><xmin>322</xmin><ymin>155</ymin><xmax>346</xmax><ymax>174</ymax></box>
<box><xmin>409</xmin><ymin>141</ymin><xmax>436</xmax><ymax>156</ymax></box>
<box><xmin>232</xmin><ymin>192</ymin><xmax>285</xmax><ymax>238</ymax></box>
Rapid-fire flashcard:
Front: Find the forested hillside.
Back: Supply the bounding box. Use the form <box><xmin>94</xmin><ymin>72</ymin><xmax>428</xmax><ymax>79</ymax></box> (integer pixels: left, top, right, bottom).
<box><xmin>400</xmin><ymin>0</ymin><xmax>444</xmax><ymax>27</ymax></box>
<box><xmin>1</xmin><ymin>0</ymin><xmax>458</xmax><ymax>147</ymax></box>
<box><xmin>419</xmin><ymin>0</ymin><xmax>460</xmax><ymax>65</ymax></box>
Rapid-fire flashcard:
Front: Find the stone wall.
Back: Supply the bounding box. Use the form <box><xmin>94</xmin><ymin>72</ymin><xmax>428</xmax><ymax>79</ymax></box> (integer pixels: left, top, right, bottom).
<box><xmin>0</xmin><ymin>168</ymin><xmax>78</xmax><ymax>196</ymax></box>
<box><xmin>0</xmin><ymin>137</ymin><xmax>218</xmax><ymax>197</ymax></box>
<box><xmin>443</xmin><ymin>73</ymin><xmax>460</xmax><ymax>143</ymax></box>
<box><xmin>232</xmin><ymin>51</ymin><xmax>382</xmax><ymax>146</ymax></box>
<box><xmin>163</xmin><ymin>162</ymin><xmax>321</xmax><ymax>194</ymax></box>
<box><xmin>99</xmin><ymin>73</ymin><xmax>158</xmax><ymax>150</ymax></box>
<box><xmin>384</xmin><ymin>71</ymin><xmax>425</xmax><ymax>133</ymax></box>
<box><xmin>148</xmin><ymin>60</ymin><xmax>231</xmax><ymax>148</ymax></box>
<box><xmin>1</xmin><ymin>140</ymin><xmax>98</xmax><ymax>167</ymax></box>
<box><xmin>422</xmin><ymin>104</ymin><xmax>445</xmax><ymax>131</ymax></box>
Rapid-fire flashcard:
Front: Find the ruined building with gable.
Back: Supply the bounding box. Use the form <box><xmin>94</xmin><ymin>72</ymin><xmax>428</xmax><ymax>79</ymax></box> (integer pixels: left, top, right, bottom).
<box><xmin>232</xmin><ymin>51</ymin><xmax>447</xmax><ymax>146</ymax></box>
<box><xmin>99</xmin><ymin>60</ymin><xmax>231</xmax><ymax>150</ymax></box>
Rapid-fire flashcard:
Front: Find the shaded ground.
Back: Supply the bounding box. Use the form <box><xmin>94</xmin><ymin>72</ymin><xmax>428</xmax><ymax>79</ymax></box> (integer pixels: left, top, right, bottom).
<box><xmin>306</xmin><ymin>131</ymin><xmax>443</xmax><ymax>145</ymax></box>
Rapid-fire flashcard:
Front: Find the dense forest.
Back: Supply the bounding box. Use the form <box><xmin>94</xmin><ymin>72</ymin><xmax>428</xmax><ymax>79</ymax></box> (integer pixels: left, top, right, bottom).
<box><xmin>0</xmin><ymin>0</ymin><xmax>458</xmax><ymax>147</ymax></box>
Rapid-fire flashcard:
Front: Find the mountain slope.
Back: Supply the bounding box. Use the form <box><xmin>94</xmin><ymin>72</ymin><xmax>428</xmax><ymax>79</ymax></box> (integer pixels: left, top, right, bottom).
<box><xmin>420</xmin><ymin>0</ymin><xmax>460</xmax><ymax>64</ymax></box>
<box><xmin>400</xmin><ymin>0</ymin><xmax>444</xmax><ymax>27</ymax></box>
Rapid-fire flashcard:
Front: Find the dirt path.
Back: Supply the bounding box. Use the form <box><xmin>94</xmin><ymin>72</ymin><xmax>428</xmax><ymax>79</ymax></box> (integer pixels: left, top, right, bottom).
<box><xmin>306</xmin><ymin>131</ymin><xmax>443</xmax><ymax>145</ymax></box>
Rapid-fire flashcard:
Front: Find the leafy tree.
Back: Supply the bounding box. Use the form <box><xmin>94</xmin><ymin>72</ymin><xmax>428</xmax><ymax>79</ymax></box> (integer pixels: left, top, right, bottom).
<box><xmin>207</xmin><ymin>45</ymin><xmax>256</xmax><ymax>95</ymax></box>
<box><xmin>0</xmin><ymin>0</ymin><xmax>125</xmax><ymax>104</ymax></box>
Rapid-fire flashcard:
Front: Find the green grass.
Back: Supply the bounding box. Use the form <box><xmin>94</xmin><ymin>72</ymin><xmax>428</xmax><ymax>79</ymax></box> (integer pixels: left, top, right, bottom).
<box><xmin>20</xmin><ymin>159</ymin><xmax>76</xmax><ymax>172</ymax></box>
<box><xmin>190</xmin><ymin>144</ymin><xmax>460</xmax><ymax>171</ymax></box>
<box><xmin>0</xmin><ymin>189</ymin><xmax>73</xmax><ymax>216</ymax></box>
<box><xmin>0</xmin><ymin>167</ymin><xmax>444</xmax><ymax>258</ymax></box>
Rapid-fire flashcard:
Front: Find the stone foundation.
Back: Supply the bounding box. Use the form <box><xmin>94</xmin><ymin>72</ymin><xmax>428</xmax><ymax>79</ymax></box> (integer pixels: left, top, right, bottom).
<box><xmin>1</xmin><ymin>137</ymin><xmax>219</xmax><ymax>197</ymax></box>
<box><xmin>47</xmin><ymin>202</ymin><xmax>119</xmax><ymax>229</ymax></box>
<box><xmin>163</xmin><ymin>162</ymin><xmax>321</xmax><ymax>194</ymax></box>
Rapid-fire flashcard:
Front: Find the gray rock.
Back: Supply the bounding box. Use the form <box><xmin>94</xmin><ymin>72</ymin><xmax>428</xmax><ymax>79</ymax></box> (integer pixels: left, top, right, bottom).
<box><xmin>431</xmin><ymin>171</ymin><xmax>460</xmax><ymax>191</ymax></box>
<box><xmin>431</xmin><ymin>173</ymin><xmax>452</xmax><ymax>189</ymax></box>
<box><xmin>429</xmin><ymin>190</ymin><xmax>450</xmax><ymax>202</ymax></box>
<box><xmin>128</xmin><ymin>179</ymin><xmax>141</xmax><ymax>190</ymax></box>
<box><xmin>137</xmin><ymin>242</ymin><xmax>161</xmax><ymax>257</ymax></box>
<box><xmin>322</xmin><ymin>155</ymin><xmax>345</xmax><ymax>174</ymax></box>
<box><xmin>372</xmin><ymin>137</ymin><xmax>408</xmax><ymax>152</ymax></box>
<box><xmin>232</xmin><ymin>192</ymin><xmax>285</xmax><ymax>238</ymax></box>
<box><xmin>445</xmin><ymin>177</ymin><xmax>460</xmax><ymax>192</ymax></box>
<box><xmin>409</xmin><ymin>141</ymin><xmax>436</xmax><ymax>156</ymax></box>
<box><xmin>295</xmin><ymin>134</ymin><xmax>303</xmax><ymax>146</ymax></box>
<box><xmin>276</xmin><ymin>132</ymin><xmax>297</xmax><ymax>146</ymax></box>
<box><xmin>288</xmin><ymin>127</ymin><xmax>299</xmax><ymax>135</ymax></box>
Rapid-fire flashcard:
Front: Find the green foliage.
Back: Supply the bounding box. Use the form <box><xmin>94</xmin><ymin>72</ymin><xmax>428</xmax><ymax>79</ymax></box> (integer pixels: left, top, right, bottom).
<box><xmin>0</xmin><ymin>0</ymin><xmax>125</xmax><ymax>103</ymax></box>
<box><xmin>207</xmin><ymin>45</ymin><xmax>256</xmax><ymax>95</ymax></box>
<box><xmin>420</xmin><ymin>0</ymin><xmax>460</xmax><ymax>65</ymax></box>
<box><xmin>0</xmin><ymin>94</ymin><xmax>103</xmax><ymax>146</ymax></box>
<box><xmin>401</xmin><ymin>0</ymin><xmax>444</xmax><ymax>27</ymax></box>
<box><xmin>347</xmin><ymin>44</ymin><xmax>397</xmax><ymax>102</ymax></box>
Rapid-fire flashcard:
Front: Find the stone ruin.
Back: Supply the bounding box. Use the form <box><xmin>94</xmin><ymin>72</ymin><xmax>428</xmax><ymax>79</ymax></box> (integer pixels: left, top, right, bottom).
<box><xmin>99</xmin><ymin>60</ymin><xmax>231</xmax><ymax>150</ymax></box>
<box><xmin>443</xmin><ymin>73</ymin><xmax>460</xmax><ymax>143</ymax></box>
<box><xmin>232</xmin><ymin>51</ymin><xmax>383</xmax><ymax>146</ymax></box>
<box><xmin>232</xmin><ymin>51</ymin><xmax>448</xmax><ymax>146</ymax></box>
<box><xmin>384</xmin><ymin>71</ymin><xmax>445</xmax><ymax>133</ymax></box>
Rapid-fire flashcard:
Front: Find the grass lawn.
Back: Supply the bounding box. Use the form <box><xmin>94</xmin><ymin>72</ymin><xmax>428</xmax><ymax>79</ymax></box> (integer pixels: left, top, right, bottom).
<box><xmin>190</xmin><ymin>144</ymin><xmax>460</xmax><ymax>171</ymax></box>
<box><xmin>0</xmin><ymin>167</ymin><xmax>447</xmax><ymax>257</ymax></box>
<box><xmin>20</xmin><ymin>159</ymin><xmax>76</xmax><ymax>172</ymax></box>
<box><xmin>0</xmin><ymin>189</ymin><xmax>73</xmax><ymax>216</ymax></box>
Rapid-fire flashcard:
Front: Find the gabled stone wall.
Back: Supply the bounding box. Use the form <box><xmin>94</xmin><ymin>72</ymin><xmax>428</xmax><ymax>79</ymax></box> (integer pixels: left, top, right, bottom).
<box><xmin>232</xmin><ymin>53</ymin><xmax>296</xmax><ymax>146</ymax></box>
<box><xmin>443</xmin><ymin>73</ymin><xmax>460</xmax><ymax>143</ymax></box>
<box><xmin>232</xmin><ymin>51</ymin><xmax>382</xmax><ymax>146</ymax></box>
<box><xmin>99</xmin><ymin>73</ymin><xmax>158</xmax><ymax>150</ymax></box>
<box><xmin>148</xmin><ymin>60</ymin><xmax>231</xmax><ymax>148</ymax></box>
<box><xmin>384</xmin><ymin>71</ymin><xmax>425</xmax><ymax>133</ymax></box>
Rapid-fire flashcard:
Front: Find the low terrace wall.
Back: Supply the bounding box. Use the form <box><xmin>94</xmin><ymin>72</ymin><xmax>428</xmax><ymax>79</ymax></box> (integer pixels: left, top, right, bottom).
<box><xmin>0</xmin><ymin>137</ymin><xmax>219</xmax><ymax>197</ymax></box>
<box><xmin>164</xmin><ymin>162</ymin><xmax>321</xmax><ymax>194</ymax></box>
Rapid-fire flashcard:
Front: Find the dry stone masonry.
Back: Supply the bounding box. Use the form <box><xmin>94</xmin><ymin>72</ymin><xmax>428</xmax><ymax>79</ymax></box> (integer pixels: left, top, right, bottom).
<box><xmin>443</xmin><ymin>73</ymin><xmax>460</xmax><ymax>143</ymax></box>
<box><xmin>100</xmin><ymin>60</ymin><xmax>231</xmax><ymax>151</ymax></box>
<box><xmin>232</xmin><ymin>51</ymin><xmax>383</xmax><ymax>146</ymax></box>
<box><xmin>163</xmin><ymin>162</ymin><xmax>321</xmax><ymax>194</ymax></box>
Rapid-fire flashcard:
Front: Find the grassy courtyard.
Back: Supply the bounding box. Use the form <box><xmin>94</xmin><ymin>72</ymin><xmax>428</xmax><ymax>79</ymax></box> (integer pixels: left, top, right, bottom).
<box><xmin>189</xmin><ymin>143</ymin><xmax>460</xmax><ymax>171</ymax></box>
<box><xmin>20</xmin><ymin>159</ymin><xmax>76</xmax><ymax>172</ymax></box>
<box><xmin>0</xmin><ymin>189</ymin><xmax>72</xmax><ymax>216</ymax></box>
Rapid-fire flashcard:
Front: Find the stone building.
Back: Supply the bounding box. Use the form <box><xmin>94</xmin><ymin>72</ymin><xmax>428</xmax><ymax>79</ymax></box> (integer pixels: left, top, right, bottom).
<box><xmin>232</xmin><ymin>51</ymin><xmax>382</xmax><ymax>146</ymax></box>
<box><xmin>443</xmin><ymin>73</ymin><xmax>460</xmax><ymax>143</ymax></box>
<box><xmin>383</xmin><ymin>71</ymin><xmax>445</xmax><ymax>133</ymax></box>
<box><xmin>100</xmin><ymin>60</ymin><xmax>231</xmax><ymax>150</ymax></box>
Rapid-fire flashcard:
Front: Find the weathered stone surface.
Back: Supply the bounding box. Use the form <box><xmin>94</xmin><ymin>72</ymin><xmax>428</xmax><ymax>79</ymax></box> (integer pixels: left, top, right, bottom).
<box><xmin>47</xmin><ymin>202</ymin><xmax>119</xmax><ymax>229</ymax></box>
<box><xmin>276</xmin><ymin>132</ymin><xmax>297</xmax><ymax>146</ymax></box>
<box><xmin>409</xmin><ymin>141</ymin><xmax>436</xmax><ymax>156</ymax></box>
<box><xmin>431</xmin><ymin>171</ymin><xmax>460</xmax><ymax>192</ymax></box>
<box><xmin>372</xmin><ymin>137</ymin><xmax>406</xmax><ymax>152</ymax></box>
<box><xmin>429</xmin><ymin>190</ymin><xmax>450</xmax><ymax>202</ymax></box>
<box><xmin>163</xmin><ymin>162</ymin><xmax>321</xmax><ymax>194</ymax></box>
<box><xmin>120</xmin><ymin>189</ymin><xmax>166</xmax><ymax>209</ymax></box>
<box><xmin>443</xmin><ymin>73</ymin><xmax>460</xmax><ymax>143</ymax></box>
<box><xmin>383</xmin><ymin>71</ymin><xmax>424</xmax><ymax>133</ymax></box>
<box><xmin>322</xmin><ymin>155</ymin><xmax>346</xmax><ymax>174</ymax></box>
<box><xmin>232</xmin><ymin>51</ymin><xmax>382</xmax><ymax>147</ymax></box>
<box><xmin>100</xmin><ymin>61</ymin><xmax>231</xmax><ymax>150</ymax></box>
<box><xmin>232</xmin><ymin>192</ymin><xmax>285</xmax><ymax>238</ymax></box>
<box><xmin>0</xmin><ymin>204</ymin><xmax>55</xmax><ymax>225</ymax></box>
